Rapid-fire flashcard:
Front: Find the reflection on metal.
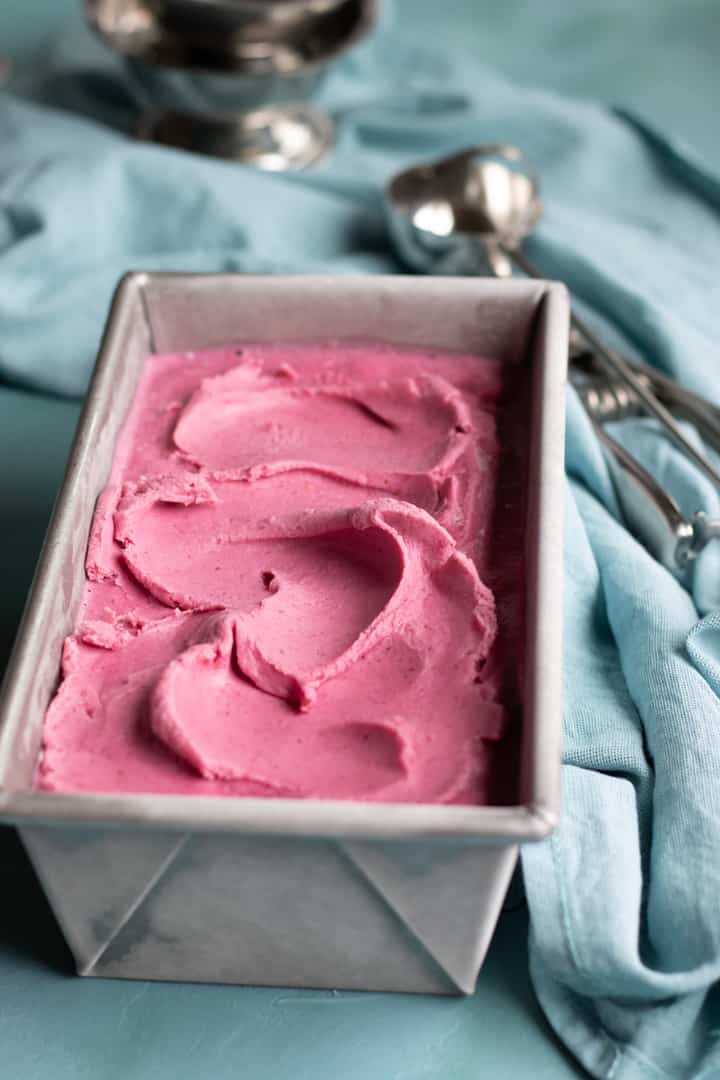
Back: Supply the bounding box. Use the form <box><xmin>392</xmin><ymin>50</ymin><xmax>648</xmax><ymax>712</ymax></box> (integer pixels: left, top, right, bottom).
<box><xmin>387</xmin><ymin>145</ymin><xmax>542</xmax><ymax>279</ymax></box>
<box><xmin>85</xmin><ymin>0</ymin><xmax>376</xmax><ymax>167</ymax></box>
<box><xmin>137</xmin><ymin>102</ymin><xmax>334</xmax><ymax>169</ymax></box>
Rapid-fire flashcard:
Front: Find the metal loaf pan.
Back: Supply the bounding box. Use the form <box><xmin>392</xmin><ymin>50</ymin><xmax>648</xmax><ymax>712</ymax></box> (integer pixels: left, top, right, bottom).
<box><xmin>0</xmin><ymin>274</ymin><xmax>567</xmax><ymax>995</ymax></box>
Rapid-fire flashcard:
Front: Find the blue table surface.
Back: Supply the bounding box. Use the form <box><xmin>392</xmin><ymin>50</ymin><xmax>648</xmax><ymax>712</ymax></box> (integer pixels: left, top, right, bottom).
<box><xmin>1</xmin><ymin>4</ymin><xmax>718</xmax><ymax>1078</ymax></box>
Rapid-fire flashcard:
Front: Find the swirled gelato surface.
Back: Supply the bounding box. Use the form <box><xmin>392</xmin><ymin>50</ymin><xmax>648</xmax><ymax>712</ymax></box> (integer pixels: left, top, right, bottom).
<box><xmin>37</xmin><ymin>343</ymin><xmax>525</xmax><ymax>804</ymax></box>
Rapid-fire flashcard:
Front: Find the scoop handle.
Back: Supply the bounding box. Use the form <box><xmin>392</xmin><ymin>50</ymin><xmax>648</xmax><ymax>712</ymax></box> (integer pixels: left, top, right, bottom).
<box><xmin>508</xmin><ymin>247</ymin><xmax>720</xmax><ymax>490</ymax></box>
<box><xmin>590</xmin><ymin>422</ymin><xmax>695</xmax><ymax>568</ymax></box>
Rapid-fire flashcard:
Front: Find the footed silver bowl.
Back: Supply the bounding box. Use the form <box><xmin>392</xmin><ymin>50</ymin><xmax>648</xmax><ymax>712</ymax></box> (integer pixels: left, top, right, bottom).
<box><xmin>86</xmin><ymin>0</ymin><xmax>376</xmax><ymax>167</ymax></box>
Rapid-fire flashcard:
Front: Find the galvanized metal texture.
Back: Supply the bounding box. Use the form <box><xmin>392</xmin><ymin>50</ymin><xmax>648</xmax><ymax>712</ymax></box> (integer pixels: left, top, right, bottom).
<box><xmin>0</xmin><ymin>274</ymin><xmax>567</xmax><ymax>993</ymax></box>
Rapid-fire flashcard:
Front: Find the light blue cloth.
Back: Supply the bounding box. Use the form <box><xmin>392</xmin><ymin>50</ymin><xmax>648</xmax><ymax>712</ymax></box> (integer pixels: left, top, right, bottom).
<box><xmin>2</xmin><ymin>16</ymin><xmax>720</xmax><ymax>1080</ymax></box>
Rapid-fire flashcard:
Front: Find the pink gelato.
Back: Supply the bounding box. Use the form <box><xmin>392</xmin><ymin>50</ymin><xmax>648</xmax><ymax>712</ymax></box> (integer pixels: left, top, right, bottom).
<box><xmin>37</xmin><ymin>343</ymin><xmax>524</xmax><ymax>804</ymax></box>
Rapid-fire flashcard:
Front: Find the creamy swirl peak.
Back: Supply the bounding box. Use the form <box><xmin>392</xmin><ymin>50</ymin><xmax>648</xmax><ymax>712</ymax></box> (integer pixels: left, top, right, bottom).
<box><xmin>37</xmin><ymin>342</ymin><xmax>518</xmax><ymax>804</ymax></box>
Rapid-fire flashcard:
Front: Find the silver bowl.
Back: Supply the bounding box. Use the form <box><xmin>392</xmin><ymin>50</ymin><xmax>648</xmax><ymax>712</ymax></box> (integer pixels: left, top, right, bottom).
<box><xmin>86</xmin><ymin>0</ymin><xmax>376</xmax><ymax>112</ymax></box>
<box><xmin>85</xmin><ymin>0</ymin><xmax>375</xmax><ymax>166</ymax></box>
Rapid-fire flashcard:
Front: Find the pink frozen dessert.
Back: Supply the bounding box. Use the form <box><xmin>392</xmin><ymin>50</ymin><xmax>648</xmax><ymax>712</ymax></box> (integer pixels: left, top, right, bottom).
<box><xmin>37</xmin><ymin>342</ymin><xmax>525</xmax><ymax>804</ymax></box>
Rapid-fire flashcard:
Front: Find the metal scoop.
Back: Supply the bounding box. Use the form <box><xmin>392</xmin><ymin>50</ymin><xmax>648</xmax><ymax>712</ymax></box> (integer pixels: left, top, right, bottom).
<box><xmin>386</xmin><ymin>144</ymin><xmax>720</xmax><ymax>569</ymax></box>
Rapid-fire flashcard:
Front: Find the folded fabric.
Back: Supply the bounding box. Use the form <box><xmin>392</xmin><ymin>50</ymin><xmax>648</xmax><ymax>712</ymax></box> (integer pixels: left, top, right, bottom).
<box><xmin>2</xmin><ymin>14</ymin><xmax>720</xmax><ymax>1079</ymax></box>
